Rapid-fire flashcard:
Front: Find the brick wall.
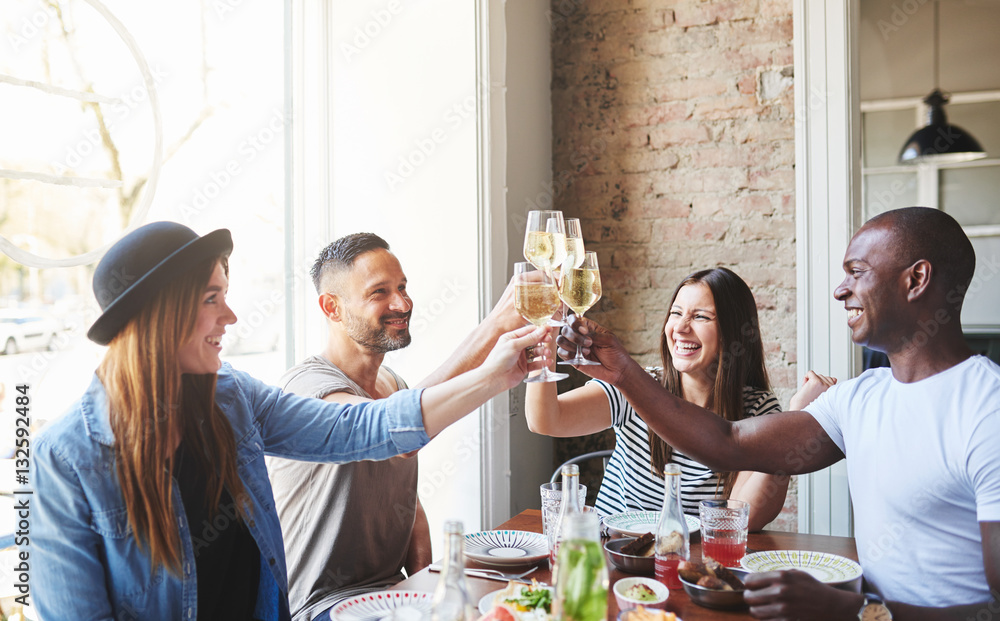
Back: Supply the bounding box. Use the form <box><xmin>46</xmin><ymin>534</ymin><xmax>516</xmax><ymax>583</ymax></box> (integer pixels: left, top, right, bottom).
<box><xmin>549</xmin><ymin>0</ymin><xmax>798</xmax><ymax>531</ymax></box>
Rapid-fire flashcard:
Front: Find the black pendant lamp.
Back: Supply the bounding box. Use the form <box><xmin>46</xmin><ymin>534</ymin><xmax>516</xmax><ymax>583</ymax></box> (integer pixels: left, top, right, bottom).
<box><xmin>898</xmin><ymin>1</ymin><xmax>986</xmax><ymax>164</ymax></box>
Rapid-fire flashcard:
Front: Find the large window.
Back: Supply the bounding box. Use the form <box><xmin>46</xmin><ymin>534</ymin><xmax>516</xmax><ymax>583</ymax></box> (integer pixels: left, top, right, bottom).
<box><xmin>861</xmin><ymin>95</ymin><xmax>1000</xmax><ymax>331</ymax></box>
<box><xmin>860</xmin><ymin>0</ymin><xmax>1000</xmax><ymax>333</ymax></box>
<box><xmin>0</xmin><ymin>1</ymin><xmax>286</xmax><ymax>595</ymax></box>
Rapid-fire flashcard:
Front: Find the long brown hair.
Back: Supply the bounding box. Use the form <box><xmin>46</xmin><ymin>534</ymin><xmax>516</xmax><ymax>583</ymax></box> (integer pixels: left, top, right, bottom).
<box><xmin>649</xmin><ymin>267</ymin><xmax>771</xmax><ymax>499</ymax></box>
<box><xmin>97</xmin><ymin>256</ymin><xmax>249</xmax><ymax>575</ymax></box>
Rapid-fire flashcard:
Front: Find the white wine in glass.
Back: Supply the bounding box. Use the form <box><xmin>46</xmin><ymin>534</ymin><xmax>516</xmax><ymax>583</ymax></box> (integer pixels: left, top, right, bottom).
<box><xmin>563</xmin><ymin>218</ymin><xmax>586</xmax><ymax>271</ymax></box>
<box><xmin>513</xmin><ymin>262</ymin><xmax>569</xmax><ymax>383</ymax></box>
<box><xmin>523</xmin><ymin>211</ymin><xmax>567</xmax><ymax>272</ymax></box>
<box><xmin>559</xmin><ymin>251</ymin><xmax>603</xmax><ymax>366</ymax></box>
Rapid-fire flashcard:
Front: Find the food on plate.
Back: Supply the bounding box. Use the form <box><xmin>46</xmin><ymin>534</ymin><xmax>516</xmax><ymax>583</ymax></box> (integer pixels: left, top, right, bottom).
<box><xmin>623</xmin><ymin>583</ymin><xmax>658</xmax><ymax>602</ymax></box>
<box><xmin>655</xmin><ymin>531</ymin><xmax>685</xmax><ymax>555</ymax></box>
<box><xmin>619</xmin><ymin>606</ymin><xmax>678</xmax><ymax>621</ymax></box>
<box><xmin>677</xmin><ymin>559</ymin><xmax>745</xmax><ymax>590</ymax></box>
<box><xmin>485</xmin><ymin>581</ymin><xmax>552</xmax><ymax>620</ymax></box>
<box><xmin>498</xmin><ymin>581</ymin><xmax>552</xmax><ymax>614</ymax></box>
<box><xmin>620</xmin><ymin>533</ymin><xmax>655</xmax><ymax>557</ymax></box>
<box><xmin>696</xmin><ymin>575</ymin><xmax>732</xmax><ymax>590</ymax></box>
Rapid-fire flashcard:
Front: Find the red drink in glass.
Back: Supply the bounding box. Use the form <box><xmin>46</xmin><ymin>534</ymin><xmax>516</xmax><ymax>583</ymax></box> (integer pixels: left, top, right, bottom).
<box><xmin>701</xmin><ymin>528</ymin><xmax>747</xmax><ymax>566</ymax></box>
<box><xmin>654</xmin><ymin>556</ymin><xmax>683</xmax><ymax>589</ymax></box>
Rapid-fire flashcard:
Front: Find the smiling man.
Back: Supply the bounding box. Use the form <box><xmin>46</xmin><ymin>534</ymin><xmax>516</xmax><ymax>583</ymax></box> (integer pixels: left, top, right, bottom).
<box><xmin>267</xmin><ymin>233</ymin><xmax>523</xmax><ymax>621</ymax></box>
<box><xmin>558</xmin><ymin>207</ymin><xmax>1000</xmax><ymax>620</ymax></box>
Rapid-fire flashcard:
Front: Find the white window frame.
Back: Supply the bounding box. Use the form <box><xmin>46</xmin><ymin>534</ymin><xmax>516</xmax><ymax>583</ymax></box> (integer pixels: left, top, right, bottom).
<box><xmin>794</xmin><ymin>0</ymin><xmax>861</xmax><ymax>537</ymax></box>
<box><xmin>286</xmin><ymin>0</ymin><xmax>515</xmax><ymax>527</ymax></box>
<box><xmin>861</xmin><ymin>90</ymin><xmax>1000</xmax><ymax>239</ymax></box>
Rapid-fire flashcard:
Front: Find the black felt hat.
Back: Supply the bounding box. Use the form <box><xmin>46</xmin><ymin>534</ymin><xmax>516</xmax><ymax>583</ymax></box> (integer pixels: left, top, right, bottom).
<box><xmin>87</xmin><ymin>221</ymin><xmax>233</xmax><ymax>345</ymax></box>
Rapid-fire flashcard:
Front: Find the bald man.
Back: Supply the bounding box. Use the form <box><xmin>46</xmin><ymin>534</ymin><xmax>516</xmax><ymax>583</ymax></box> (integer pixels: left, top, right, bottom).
<box><xmin>559</xmin><ymin>207</ymin><xmax>1000</xmax><ymax>620</ymax></box>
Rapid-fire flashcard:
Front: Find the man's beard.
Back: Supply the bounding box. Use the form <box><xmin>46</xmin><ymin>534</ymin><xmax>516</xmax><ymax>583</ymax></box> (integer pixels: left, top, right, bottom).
<box><xmin>343</xmin><ymin>309</ymin><xmax>412</xmax><ymax>354</ymax></box>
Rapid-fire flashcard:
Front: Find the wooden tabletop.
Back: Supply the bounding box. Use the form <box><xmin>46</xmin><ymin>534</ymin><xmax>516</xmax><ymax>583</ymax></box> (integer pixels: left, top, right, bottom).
<box><xmin>392</xmin><ymin>509</ymin><xmax>859</xmax><ymax>620</ymax></box>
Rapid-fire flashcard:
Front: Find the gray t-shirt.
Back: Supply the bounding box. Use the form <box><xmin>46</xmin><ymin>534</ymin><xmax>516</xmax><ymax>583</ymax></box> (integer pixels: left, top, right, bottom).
<box><xmin>267</xmin><ymin>355</ymin><xmax>418</xmax><ymax>621</ymax></box>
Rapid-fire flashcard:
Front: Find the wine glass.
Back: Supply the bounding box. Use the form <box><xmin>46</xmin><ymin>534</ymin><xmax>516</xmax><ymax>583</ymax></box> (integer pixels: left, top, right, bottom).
<box><xmin>549</xmin><ymin>218</ymin><xmax>585</xmax><ymax>328</ymax></box>
<box><xmin>513</xmin><ymin>262</ymin><xmax>569</xmax><ymax>383</ymax></box>
<box><xmin>563</xmin><ymin>218</ymin><xmax>585</xmax><ymax>271</ymax></box>
<box><xmin>558</xmin><ymin>251</ymin><xmax>603</xmax><ymax>366</ymax></box>
<box><xmin>523</xmin><ymin>211</ymin><xmax>566</xmax><ymax>274</ymax></box>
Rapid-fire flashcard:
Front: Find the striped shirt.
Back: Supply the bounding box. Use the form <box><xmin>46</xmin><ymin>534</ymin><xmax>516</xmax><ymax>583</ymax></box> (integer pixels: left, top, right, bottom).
<box><xmin>591</xmin><ymin>380</ymin><xmax>781</xmax><ymax>517</ymax></box>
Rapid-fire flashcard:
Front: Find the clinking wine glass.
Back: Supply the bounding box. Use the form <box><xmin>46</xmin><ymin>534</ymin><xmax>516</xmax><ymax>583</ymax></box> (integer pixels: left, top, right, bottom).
<box><xmin>563</xmin><ymin>218</ymin><xmax>585</xmax><ymax>271</ymax></box>
<box><xmin>549</xmin><ymin>218</ymin><xmax>586</xmax><ymax>328</ymax></box>
<box><xmin>523</xmin><ymin>210</ymin><xmax>567</xmax><ymax>274</ymax></box>
<box><xmin>558</xmin><ymin>251</ymin><xmax>603</xmax><ymax>366</ymax></box>
<box><xmin>513</xmin><ymin>262</ymin><xmax>569</xmax><ymax>383</ymax></box>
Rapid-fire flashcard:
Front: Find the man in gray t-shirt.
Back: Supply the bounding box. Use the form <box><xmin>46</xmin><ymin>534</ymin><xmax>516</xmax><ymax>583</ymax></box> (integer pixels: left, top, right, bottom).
<box><xmin>268</xmin><ymin>233</ymin><xmax>521</xmax><ymax>620</ymax></box>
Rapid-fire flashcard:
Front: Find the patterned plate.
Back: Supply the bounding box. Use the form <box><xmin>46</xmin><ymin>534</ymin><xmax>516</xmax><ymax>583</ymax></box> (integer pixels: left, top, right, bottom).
<box><xmin>741</xmin><ymin>550</ymin><xmax>863</xmax><ymax>585</ymax></box>
<box><xmin>329</xmin><ymin>590</ymin><xmax>432</xmax><ymax>620</ymax></box>
<box><xmin>603</xmin><ymin>511</ymin><xmax>700</xmax><ymax>537</ymax></box>
<box><xmin>464</xmin><ymin>530</ymin><xmax>549</xmax><ymax>567</ymax></box>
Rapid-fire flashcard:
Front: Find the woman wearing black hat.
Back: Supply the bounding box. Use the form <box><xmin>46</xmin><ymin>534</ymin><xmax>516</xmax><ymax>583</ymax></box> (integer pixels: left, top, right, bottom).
<box><xmin>30</xmin><ymin>221</ymin><xmax>546</xmax><ymax>621</ymax></box>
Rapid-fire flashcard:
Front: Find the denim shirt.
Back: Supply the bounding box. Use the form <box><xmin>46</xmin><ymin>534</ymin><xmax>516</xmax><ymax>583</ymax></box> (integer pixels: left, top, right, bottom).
<box><xmin>30</xmin><ymin>363</ymin><xmax>429</xmax><ymax>621</ymax></box>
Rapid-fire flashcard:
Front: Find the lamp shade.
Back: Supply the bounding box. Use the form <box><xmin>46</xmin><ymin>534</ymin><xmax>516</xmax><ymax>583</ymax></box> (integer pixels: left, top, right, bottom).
<box><xmin>898</xmin><ymin>90</ymin><xmax>987</xmax><ymax>164</ymax></box>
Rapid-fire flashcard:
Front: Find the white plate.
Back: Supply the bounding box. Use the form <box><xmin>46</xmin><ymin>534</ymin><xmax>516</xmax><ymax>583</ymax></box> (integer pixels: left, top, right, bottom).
<box><xmin>478</xmin><ymin>585</ymin><xmax>554</xmax><ymax>615</ymax></box>
<box><xmin>603</xmin><ymin>511</ymin><xmax>700</xmax><ymax>537</ymax></box>
<box><xmin>329</xmin><ymin>590</ymin><xmax>433</xmax><ymax>620</ymax></box>
<box><xmin>741</xmin><ymin>550</ymin><xmax>863</xmax><ymax>585</ymax></box>
<box><xmin>464</xmin><ymin>530</ymin><xmax>548</xmax><ymax>567</ymax></box>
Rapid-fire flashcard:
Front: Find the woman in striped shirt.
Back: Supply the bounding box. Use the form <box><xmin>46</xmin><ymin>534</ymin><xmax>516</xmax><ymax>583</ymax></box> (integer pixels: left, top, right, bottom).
<box><xmin>527</xmin><ymin>267</ymin><xmax>813</xmax><ymax>530</ymax></box>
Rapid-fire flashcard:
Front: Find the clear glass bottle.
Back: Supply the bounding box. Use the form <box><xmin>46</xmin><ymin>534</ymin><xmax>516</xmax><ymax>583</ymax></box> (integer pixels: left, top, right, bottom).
<box><xmin>430</xmin><ymin>520</ymin><xmax>474</xmax><ymax>621</ymax></box>
<box><xmin>654</xmin><ymin>463</ymin><xmax>690</xmax><ymax>589</ymax></box>
<box><xmin>550</xmin><ymin>464</ymin><xmax>583</xmax><ymax>571</ymax></box>
<box><xmin>553</xmin><ymin>511</ymin><xmax>608</xmax><ymax>621</ymax></box>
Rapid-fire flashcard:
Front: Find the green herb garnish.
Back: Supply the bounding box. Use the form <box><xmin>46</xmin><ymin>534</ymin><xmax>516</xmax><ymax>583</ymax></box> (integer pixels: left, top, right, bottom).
<box><xmin>504</xmin><ymin>586</ymin><xmax>553</xmax><ymax>613</ymax></box>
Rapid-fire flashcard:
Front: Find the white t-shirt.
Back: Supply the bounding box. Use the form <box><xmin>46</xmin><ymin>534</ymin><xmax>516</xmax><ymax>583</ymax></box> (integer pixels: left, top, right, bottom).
<box><xmin>806</xmin><ymin>355</ymin><xmax>1000</xmax><ymax>606</ymax></box>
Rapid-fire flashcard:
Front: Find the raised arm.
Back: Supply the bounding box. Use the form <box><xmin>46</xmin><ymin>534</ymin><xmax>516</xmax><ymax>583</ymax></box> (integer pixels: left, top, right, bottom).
<box><xmin>524</xmin><ymin>375</ymin><xmax>612</xmax><ymax>438</ymax></box>
<box><xmin>417</xmin><ymin>277</ymin><xmax>525</xmax><ymax>389</ymax></box>
<box><xmin>556</xmin><ymin>315</ymin><xmax>844</xmax><ymax>476</ymax></box>
<box><xmin>731</xmin><ymin>373</ymin><xmax>837</xmax><ymax>530</ymax></box>
<box><xmin>257</xmin><ymin>325</ymin><xmax>547</xmax><ymax>459</ymax></box>
<box><xmin>420</xmin><ymin>324</ymin><xmax>547</xmax><ymax>437</ymax></box>
<box><xmin>730</xmin><ymin>470</ymin><xmax>790</xmax><ymax>531</ymax></box>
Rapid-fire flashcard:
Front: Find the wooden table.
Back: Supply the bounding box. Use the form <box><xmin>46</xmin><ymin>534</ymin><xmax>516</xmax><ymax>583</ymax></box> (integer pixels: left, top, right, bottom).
<box><xmin>393</xmin><ymin>509</ymin><xmax>858</xmax><ymax>620</ymax></box>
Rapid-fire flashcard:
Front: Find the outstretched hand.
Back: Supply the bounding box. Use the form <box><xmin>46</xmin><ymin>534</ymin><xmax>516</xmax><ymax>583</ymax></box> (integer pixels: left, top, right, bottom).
<box><xmin>484</xmin><ymin>275</ymin><xmax>533</xmax><ymax>335</ymax></box>
<box><xmin>556</xmin><ymin>314</ymin><xmax>636</xmax><ymax>385</ymax></box>
<box><xmin>743</xmin><ymin>570</ymin><xmax>862</xmax><ymax>620</ymax></box>
<box><xmin>481</xmin><ymin>324</ymin><xmax>550</xmax><ymax>391</ymax></box>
